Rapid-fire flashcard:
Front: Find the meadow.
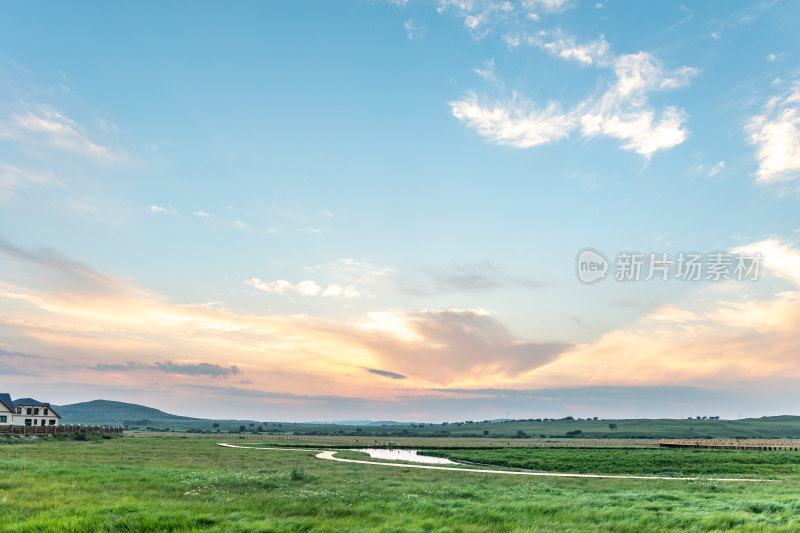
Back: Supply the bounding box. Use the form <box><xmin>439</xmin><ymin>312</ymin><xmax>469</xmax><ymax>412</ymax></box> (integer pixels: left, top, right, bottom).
<box><xmin>2</xmin><ymin>435</ymin><xmax>800</xmax><ymax>532</ymax></box>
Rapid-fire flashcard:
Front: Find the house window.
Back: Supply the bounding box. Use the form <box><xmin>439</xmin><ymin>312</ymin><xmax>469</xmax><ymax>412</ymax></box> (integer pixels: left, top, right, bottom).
<box><xmin>34</xmin><ymin>408</ymin><xmax>40</xmax><ymax>415</ymax></box>
<box><xmin>49</xmin><ymin>420</ymin><xmax>56</xmax><ymax>425</ymax></box>
<box><xmin>24</xmin><ymin>419</ymin><xmax>32</xmax><ymax>426</ymax></box>
<box><xmin>17</xmin><ymin>407</ymin><xmax>21</xmax><ymax>414</ymax></box>
<box><xmin>33</xmin><ymin>419</ymin><xmax>38</xmax><ymax>425</ymax></box>
<box><xmin>44</xmin><ymin>408</ymin><xmax>49</xmax><ymax>415</ymax></box>
<box><xmin>0</xmin><ymin>416</ymin><xmax>6</xmax><ymax>423</ymax></box>
<box><xmin>26</xmin><ymin>408</ymin><xmax>32</xmax><ymax>415</ymax></box>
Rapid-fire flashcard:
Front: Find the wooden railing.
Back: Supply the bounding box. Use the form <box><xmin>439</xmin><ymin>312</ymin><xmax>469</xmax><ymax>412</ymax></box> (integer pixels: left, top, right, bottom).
<box><xmin>0</xmin><ymin>425</ymin><xmax>123</xmax><ymax>436</ymax></box>
<box><xmin>659</xmin><ymin>439</ymin><xmax>800</xmax><ymax>450</ymax></box>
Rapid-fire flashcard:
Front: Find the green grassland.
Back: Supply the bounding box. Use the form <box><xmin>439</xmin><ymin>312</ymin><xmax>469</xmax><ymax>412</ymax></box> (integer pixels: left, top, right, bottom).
<box><xmin>2</xmin><ymin>435</ymin><xmax>800</xmax><ymax>532</ymax></box>
<box><xmin>423</xmin><ymin>448</ymin><xmax>800</xmax><ymax>479</ymax></box>
<box><xmin>114</xmin><ymin>415</ymin><xmax>800</xmax><ymax>440</ymax></box>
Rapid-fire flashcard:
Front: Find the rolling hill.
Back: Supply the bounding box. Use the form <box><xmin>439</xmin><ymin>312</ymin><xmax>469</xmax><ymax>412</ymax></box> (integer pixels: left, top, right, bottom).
<box><xmin>53</xmin><ymin>399</ymin><xmax>198</xmax><ymax>424</ymax></box>
<box><xmin>50</xmin><ymin>399</ymin><xmax>800</xmax><ymax>439</ymax></box>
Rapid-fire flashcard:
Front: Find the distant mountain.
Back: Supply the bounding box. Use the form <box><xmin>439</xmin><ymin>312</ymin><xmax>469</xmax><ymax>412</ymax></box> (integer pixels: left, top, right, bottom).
<box><xmin>53</xmin><ymin>399</ymin><xmax>198</xmax><ymax>424</ymax></box>
<box><xmin>307</xmin><ymin>420</ymin><xmax>406</xmax><ymax>426</ymax></box>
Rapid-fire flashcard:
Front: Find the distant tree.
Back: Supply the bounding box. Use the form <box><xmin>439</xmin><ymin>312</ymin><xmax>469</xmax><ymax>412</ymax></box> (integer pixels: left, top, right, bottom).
<box><xmin>608</xmin><ymin>423</ymin><xmax>618</xmax><ymax>430</ymax></box>
<box><xmin>239</xmin><ymin>425</ymin><xmax>246</xmax><ymax>432</ymax></box>
<box><xmin>516</xmin><ymin>430</ymin><xmax>526</xmax><ymax>438</ymax></box>
<box><xmin>483</xmin><ymin>430</ymin><xmax>490</xmax><ymax>436</ymax></box>
<box><xmin>593</xmin><ymin>417</ymin><xmax>598</xmax><ymax>421</ymax></box>
<box><xmin>249</xmin><ymin>423</ymin><xmax>255</xmax><ymax>427</ymax></box>
<box><xmin>213</xmin><ymin>423</ymin><xmax>219</xmax><ymax>428</ymax></box>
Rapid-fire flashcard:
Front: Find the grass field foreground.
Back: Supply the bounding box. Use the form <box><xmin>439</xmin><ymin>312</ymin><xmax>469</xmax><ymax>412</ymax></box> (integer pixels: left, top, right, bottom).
<box><xmin>1</xmin><ymin>436</ymin><xmax>799</xmax><ymax>532</ymax></box>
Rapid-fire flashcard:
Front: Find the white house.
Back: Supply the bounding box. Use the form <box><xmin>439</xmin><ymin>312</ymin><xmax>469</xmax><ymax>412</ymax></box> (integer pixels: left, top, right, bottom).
<box><xmin>0</xmin><ymin>394</ymin><xmax>12</xmax><ymax>425</ymax></box>
<box><xmin>0</xmin><ymin>393</ymin><xmax>61</xmax><ymax>427</ymax></box>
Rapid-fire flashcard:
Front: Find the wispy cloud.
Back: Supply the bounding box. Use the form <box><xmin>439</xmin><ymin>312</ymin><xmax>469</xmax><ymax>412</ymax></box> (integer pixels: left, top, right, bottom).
<box><xmin>91</xmin><ymin>361</ymin><xmax>240</xmax><ymax>377</ymax></box>
<box><xmin>746</xmin><ymin>82</ymin><xmax>800</xmax><ymax>184</ymax></box>
<box><xmin>437</xmin><ymin>0</ymin><xmax>516</xmax><ymax>33</ymax></box>
<box><xmin>366</xmin><ymin>368</ymin><xmax>407</xmax><ymax>380</ymax></box>
<box><xmin>453</xmin><ymin>32</ymin><xmax>697</xmax><ymax>156</ymax></box>
<box><xmin>149</xmin><ymin>204</ymin><xmax>176</xmax><ymax>215</ymax></box>
<box><xmin>399</xmin><ymin>261</ymin><xmax>543</xmax><ymax>295</ymax></box>
<box><xmin>193</xmin><ymin>211</ymin><xmax>210</xmax><ymax>218</ymax></box>
<box><xmin>708</xmin><ymin>161</ymin><xmax>727</xmax><ymax>177</ymax></box>
<box><xmin>0</xmin><ymin>163</ymin><xmax>61</xmax><ymax>202</ymax></box>
<box><xmin>404</xmin><ymin>18</ymin><xmax>420</xmax><ymax>40</ymax></box>
<box><xmin>505</xmin><ymin>29</ymin><xmax>610</xmax><ymax>66</ymax></box>
<box><xmin>450</xmin><ymin>92</ymin><xmax>575</xmax><ymax>148</ymax></box>
<box><xmin>523</xmin><ymin>0</ymin><xmax>572</xmax><ymax>13</ymax></box>
<box><xmin>0</xmin><ymin>105</ymin><xmax>125</xmax><ymax>164</ymax></box>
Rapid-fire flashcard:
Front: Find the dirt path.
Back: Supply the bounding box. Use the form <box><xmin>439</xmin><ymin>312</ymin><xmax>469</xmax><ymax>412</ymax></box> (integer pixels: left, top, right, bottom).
<box><xmin>218</xmin><ymin>443</ymin><xmax>771</xmax><ymax>482</ymax></box>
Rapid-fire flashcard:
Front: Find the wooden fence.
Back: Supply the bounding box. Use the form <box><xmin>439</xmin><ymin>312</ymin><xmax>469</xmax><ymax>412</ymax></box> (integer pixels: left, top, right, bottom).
<box><xmin>0</xmin><ymin>425</ymin><xmax>123</xmax><ymax>436</ymax></box>
<box><xmin>659</xmin><ymin>439</ymin><xmax>800</xmax><ymax>451</ymax></box>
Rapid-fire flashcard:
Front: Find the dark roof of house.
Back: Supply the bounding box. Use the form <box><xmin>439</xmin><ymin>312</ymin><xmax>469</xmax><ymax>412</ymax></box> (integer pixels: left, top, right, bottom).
<box><xmin>0</xmin><ymin>393</ymin><xmax>12</xmax><ymax>411</ymax></box>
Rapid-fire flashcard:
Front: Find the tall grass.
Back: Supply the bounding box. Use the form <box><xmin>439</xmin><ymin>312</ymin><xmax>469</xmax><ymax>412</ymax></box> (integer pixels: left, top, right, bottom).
<box><xmin>1</xmin><ymin>436</ymin><xmax>799</xmax><ymax>531</ymax></box>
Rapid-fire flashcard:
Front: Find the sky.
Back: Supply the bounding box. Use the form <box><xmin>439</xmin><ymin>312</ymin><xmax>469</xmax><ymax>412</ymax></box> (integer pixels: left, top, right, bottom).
<box><xmin>1</xmin><ymin>1</ymin><xmax>800</xmax><ymax>422</ymax></box>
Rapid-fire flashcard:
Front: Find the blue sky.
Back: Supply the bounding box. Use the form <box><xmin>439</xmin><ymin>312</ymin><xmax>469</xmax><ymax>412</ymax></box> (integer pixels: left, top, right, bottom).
<box><xmin>1</xmin><ymin>1</ymin><xmax>800</xmax><ymax>421</ymax></box>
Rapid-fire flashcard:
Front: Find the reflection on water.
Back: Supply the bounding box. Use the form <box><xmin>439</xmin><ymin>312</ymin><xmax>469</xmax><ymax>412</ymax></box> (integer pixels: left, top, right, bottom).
<box><xmin>355</xmin><ymin>448</ymin><xmax>455</xmax><ymax>464</ymax></box>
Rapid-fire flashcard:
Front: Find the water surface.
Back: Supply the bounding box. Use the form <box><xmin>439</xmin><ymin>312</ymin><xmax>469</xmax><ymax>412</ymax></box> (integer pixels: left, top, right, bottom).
<box><xmin>355</xmin><ymin>448</ymin><xmax>455</xmax><ymax>464</ymax></box>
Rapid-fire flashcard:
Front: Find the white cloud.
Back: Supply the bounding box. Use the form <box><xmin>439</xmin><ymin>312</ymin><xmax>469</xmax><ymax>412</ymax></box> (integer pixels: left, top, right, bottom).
<box><xmin>523</xmin><ymin>0</ymin><xmax>570</xmax><ymax>12</ymax></box>
<box><xmin>578</xmin><ymin>52</ymin><xmax>696</xmax><ymax>156</ymax></box>
<box><xmin>404</xmin><ymin>18</ymin><xmax>419</xmax><ymax>40</ymax></box>
<box><xmin>581</xmin><ymin>105</ymin><xmax>689</xmax><ymax>156</ymax></box>
<box><xmin>453</xmin><ymin>46</ymin><xmax>696</xmax><ymax>156</ymax></box>
<box><xmin>543</xmin><ymin>33</ymin><xmax>610</xmax><ymax>66</ymax></box>
<box><xmin>437</xmin><ymin>0</ymin><xmax>515</xmax><ymax>31</ymax></box>
<box><xmin>149</xmin><ymin>204</ymin><xmax>176</xmax><ymax>215</ymax></box>
<box><xmin>322</xmin><ymin>284</ymin><xmax>362</xmax><ymax>298</ymax></box>
<box><xmin>766</xmin><ymin>53</ymin><xmax>777</xmax><ymax>62</ymax></box>
<box><xmin>1</xmin><ymin>105</ymin><xmax>124</xmax><ymax>164</ymax></box>
<box><xmin>746</xmin><ymin>83</ymin><xmax>800</xmax><ymax>184</ymax></box>
<box><xmin>450</xmin><ymin>92</ymin><xmax>576</xmax><ymax>148</ymax></box>
<box><xmin>247</xmin><ymin>278</ymin><xmax>362</xmax><ymax>298</ymax></box>
<box><xmin>193</xmin><ymin>211</ymin><xmax>210</xmax><ymax>217</ymax></box>
<box><xmin>505</xmin><ymin>30</ymin><xmax>611</xmax><ymax>65</ymax></box>
<box><xmin>708</xmin><ymin>161</ymin><xmax>726</xmax><ymax>177</ymax></box>
<box><xmin>247</xmin><ymin>278</ymin><xmax>293</xmax><ymax>294</ymax></box>
<box><xmin>0</xmin><ymin>163</ymin><xmax>60</xmax><ymax>201</ymax></box>
<box><xmin>733</xmin><ymin>239</ymin><xmax>800</xmax><ymax>287</ymax></box>
<box><xmin>233</xmin><ymin>218</ymin><xmax>250</xmax><ymax>229</ymax></box>
<box><xmin>295</xmin><ymin>280</ymin><xmax>322</xmax><ymax>296</ymax></box>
